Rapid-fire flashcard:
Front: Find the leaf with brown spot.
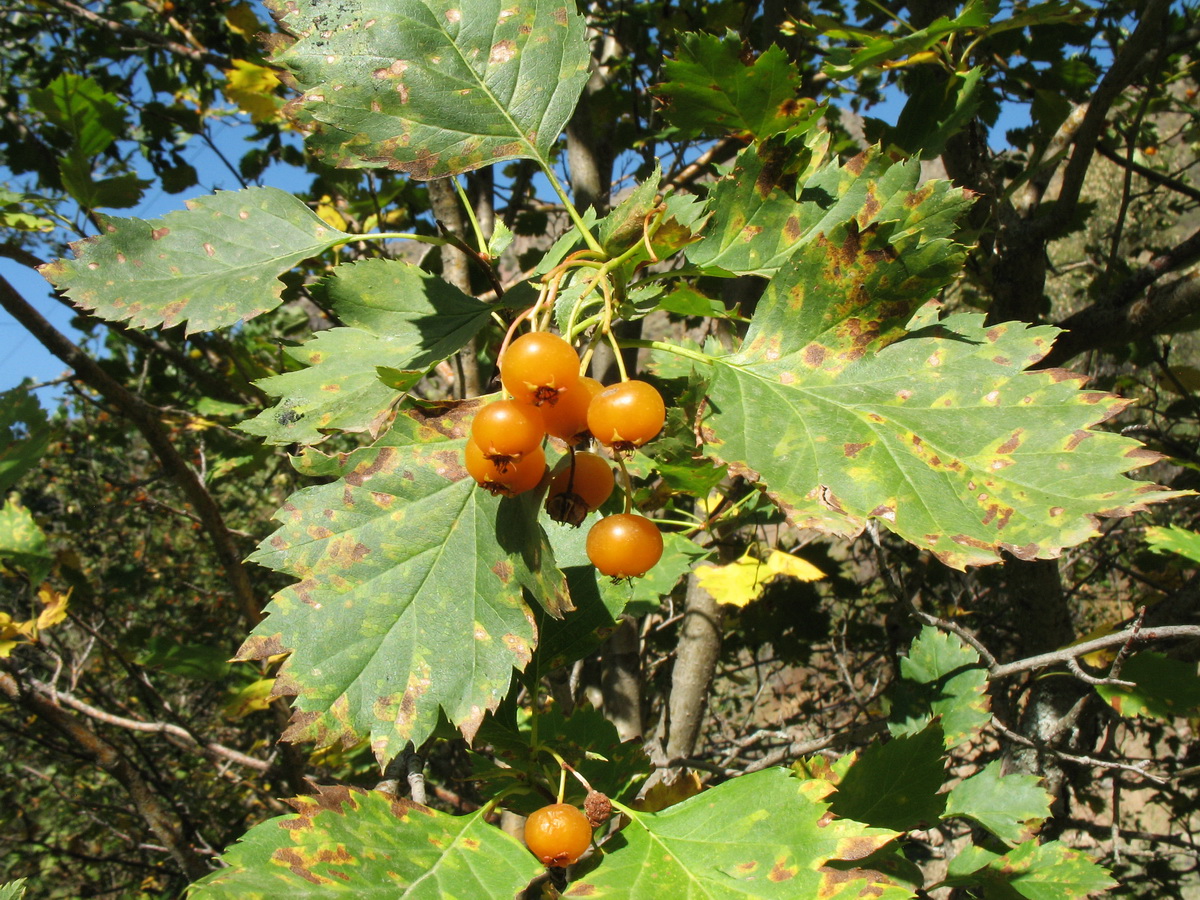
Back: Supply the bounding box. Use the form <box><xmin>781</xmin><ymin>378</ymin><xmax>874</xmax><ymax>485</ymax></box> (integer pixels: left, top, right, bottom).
<box><xmin>563</xmin><ymin>767</ymin><xmax>908</xmax><ymax>899</ymax></box>
<box><xmin>188</xmin><ymin>787</ymin><xmax>541</xmax><ymax>898</ymax></box>
<box><xmin>240</xmin><ymin>399</ymin><xmax>568</xmax><ymax>764</ymax></box>
<box><xmin>41</xmin><ymin>187</ymin><xmax>349</xmax><ymax>334</ymax></box>
<box><xmin>704</xmin><ymin>303</ymin><xmax>1186</xmax><ymax>569</ymax></box>
<box><xmin>686</xmin><ymin>138</ymin><xmax>971</xmax><ymax>278</ymax></box>
<box><xmin>267</xmin><ymin>0</ymin><xmax>591</xmax><ymax>178</ymax></box>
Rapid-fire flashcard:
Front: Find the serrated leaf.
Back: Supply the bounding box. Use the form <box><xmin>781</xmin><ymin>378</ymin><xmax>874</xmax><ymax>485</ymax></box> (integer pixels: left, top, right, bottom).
<box><xmin>58</xmin><ymin>153</ymin><xmax>151</xmax><ymax>210</ymax></box>
<box><xmin>655</xmin><ymin>31</ymin><xmax>815</xmax><ymax>141</ymax></box>
<box><xmin>268</xmin><ymin>0</ymin><xmax>591</xmax><ymax>178</ymax></box>
<box><xmin>887</xmin><ymin>627</ymin><xmax>991</xmax><ymax>747</ymax></box>
<box><xmin>0</xmin><ymin>389</ymin><xmax>49</xmax><ymax>495</ymax></box>
<box><xmin>243</xmin><ymin>259</ymin><xmax>492</xmax><ymax>445</ymax></box>
<box><xmin>566</xmin><ymin>768</ymin><xmax>910</xmax><ymax>898</ymax></box>
<box><xmin>0</xmin><ymin>879</ymin><xmax>27</xmax><ymax>900</ymax></box>
<box><xmin>940</xmin><ymin>839</ymin><xmax>1117</xmax><ymax>899</ymax></box>
<box><xmin>704</xmin><ymin>294</ymin><xmax>1181</xmax><ymax>568</ymax></box>
<box><xmin>686</xmin><ymin>141</ymin><xmax>970</xmax><ymax>278</ymax></box>
<box><xmin>944</xmin><ymin>760</ymin><xmax>1051</xmax><ymax>846</ymax></box>
<box><xmin>1095</xmin><ymin>652</ymin><xmax>1200</xmax><ymax>719</ymax></box>
<box><xmin>828</xmin><ymin>721</ymin><xmax>947</xmax><ymax>832</ymax></box>
<box><xmin>188</xmin><ymin>785</ymin><xmax>541</xmax><ymax>898</ymax></box>
<box><xmin>241</xmin><ymin>399</ymin><xmax>570</xmax><ymax>762</ymax></box>
<box><xmin>41</xmin><ymin>187</ymin><xmax>350</xmax><ymax>334</ymax></box>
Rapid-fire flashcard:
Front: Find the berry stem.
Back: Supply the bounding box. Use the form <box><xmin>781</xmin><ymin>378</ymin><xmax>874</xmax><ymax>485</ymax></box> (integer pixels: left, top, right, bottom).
<box><xmin>614</xmin><ymin>454</ymin><xmax>634</xmax><ymax>516</ymax></box>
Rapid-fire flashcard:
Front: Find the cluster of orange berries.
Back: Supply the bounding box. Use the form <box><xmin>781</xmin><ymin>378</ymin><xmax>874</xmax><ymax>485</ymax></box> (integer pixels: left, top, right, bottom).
<box><xmin>464</xmin><ymin>331</ymin><xmax>666</xmax><ymax>578</ymax></box>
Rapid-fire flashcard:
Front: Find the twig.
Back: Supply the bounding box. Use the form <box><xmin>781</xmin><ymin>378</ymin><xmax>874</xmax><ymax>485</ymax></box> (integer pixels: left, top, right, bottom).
<box><xmin>988</xmin><ymin>714</ymin><xmax>1166</xmax><ymax>785</ymax></box>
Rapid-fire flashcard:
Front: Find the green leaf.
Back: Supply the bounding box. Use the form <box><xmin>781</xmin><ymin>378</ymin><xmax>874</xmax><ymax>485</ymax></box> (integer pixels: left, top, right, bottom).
<box><xmin>1095</xmin><ymin>652</ymin><xmax>1200</xmax><ymax>719</ymax></box>
<box><xmin>0</xmin><ymin>878</ymin><xmax>27</xmax><ymax>900</ymax></box>
<box><xmin>242</xmin><ymin>259</ymin><xmax>492</xmax><ymax>445</ymax></box>
<box><xmin>886</xmin><ymin>627</ymin><xmax>991</xmax><ymax>748</ymax></box>
<box><xmin>655</xmin><ymin>31</ymin><xmax>815</xmax><ymax>142</ymax></box>
<box><xmin>1144</xmin><ymin>524</ymin><xmax>1200</xmax><ymax>565</ymax></box>
<box><xmin>940</xmin><ymin>839</ymin><xmax>1117</xmax><ymax>899</ymax></box>
<box><xmin>0</xmin><ymin>389</ymin><xmax>50</xmax><ymax>495</ymax></box>
<box><xmin>0</xmin><ymin>500</ymin><xmax>53</xmax><ymax>586</ymax></box>
<box><xmin>819</xmin><ymin>0</ymin><xmax>993</xmax><ymax>79</ymax></box>
<box><xmin>0</xmin><ymin>189</ymin><xmax>55</xmax><ymax>232</ymax></box>
<box><xmin>58</xmin><ymin>154</ymin><xmax>151</xmax><ymax>210</ymax></box>
<box><xmin>474</xmin><ymin>705</ymin><xmax>652</xmax><ymax>813</ymax></box>
<box><xmin>28</xmin><ymin>74</ymin><xmax>127</xmax><ymax>157</ymax></box>
<box><xmin>704</xmin><ymin>292</ymin><xmax>1180</xmax><ymax>568</ymax></box>
<box><xmin>188</xmin><ymin>786</ymin><xmax>542</xmax><ymax>898</ymax></box>
<box><xmin>240</xmin><ymin>399</ymin><xmax>568</xmax><ymax>762</ymax></box>
<box><xmin>137</xmin><ymin>636</ymin><xmax>235</xmax><ymax>682</ymax></box>
<box><xmin>828</xmin><ymin>721</ymin><xmax>947</xmax><ymax>832</ymax></box>
<box><xmin>566</xmin><ymin>768</ymin><xmax>910</xmax><ymax>898</ymax></box>
<box><xmin>268</xmin><ymin>0</ymin><xmax>591</xmax><ymax>178</ymax></box>
<box><xmin>41</xmin><ymin>187</ymin><xmax>350</xmax><ymax>334</ymax></box>
<box><xmin>889</xmin><ymin>67</ymin><xmax>986</xmax><ymax>159</ymax></box>
<box><xmin>944</xmin><ymin>760</ymin><xmax>1051</xmax><ymax>846</ymax></box>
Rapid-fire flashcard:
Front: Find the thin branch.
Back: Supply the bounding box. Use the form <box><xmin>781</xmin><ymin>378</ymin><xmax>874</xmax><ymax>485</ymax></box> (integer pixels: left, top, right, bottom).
<box><xmin>1095</xmin><ymin>141</ymin><xmax>1200</xmax><ymax>204</ymax></box>
<box><xmin>989</xmin><ymin>624</ymin><xmax>1200</xmax><ymax>679</ymax></box>
<box><xmin>38</xmin><ymin>0</ymin><xmax>234</xmax><ymax>69</ymax></box>
<box><xmin>0</xmin><ymin>666</ymin><xmax>211</xmax><ymax>881</ymax></box>
<box><xmin>31</xmin><ymin>677</ymin><xmax>271</xmax><ymax>772</ymax></box>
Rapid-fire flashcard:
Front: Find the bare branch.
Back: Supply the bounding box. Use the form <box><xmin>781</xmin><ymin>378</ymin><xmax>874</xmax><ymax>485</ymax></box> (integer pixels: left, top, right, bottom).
<box><xmin>990</xmin><ymin>623</ymin><xmax>1200</xmax><ymax>679</ymax></box>
<box><xmin>30</xmin><ymin>677</ymin><xmax>271</xmax><ymax>772</ymax></box>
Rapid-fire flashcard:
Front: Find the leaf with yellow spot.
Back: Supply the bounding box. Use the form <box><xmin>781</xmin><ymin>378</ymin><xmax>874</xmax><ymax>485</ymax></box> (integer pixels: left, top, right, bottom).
<box><xmin>0</xmin><ymin>498</ymin><xmax>52</xmax><ymax>584</ymax></box>
<box><xmin>223</xmin><ymin>60</ymin><xmax>281</xmax><ymax>123</ymax></box>
<box><xmin>695</xmin><ymin>549</ymin><xmax>824</xmax><ymax>608</ymax></box>
<box><xmin>189</xmin><ymin>785</ymin><xmax>542</xmax><ymax>898</ymax></box>
<box><xmin>566</xmin><ymin>767</ymin><xmax>911</xmax><ymax>899</ymax></box>
<box><xmin>704</xmin><ymin>287</ymin><xmax>1185</xmax><ymax>569</ymax></box>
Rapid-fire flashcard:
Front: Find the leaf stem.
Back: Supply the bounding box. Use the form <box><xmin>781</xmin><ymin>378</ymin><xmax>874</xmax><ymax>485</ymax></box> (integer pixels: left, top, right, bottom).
<box><xmin>620</xmin><ymin>338</ymin><xmax>715</xmax><ymax>366</ymax></box>
<box><xmin>543</xmin><ymin>167</ymin><xmax>605</xmax><ymax>256</ymax></box>
<box><xmin>450</xmin><ymin>176</ymin><xmax>490</xmax><ymax>255</ymax></box>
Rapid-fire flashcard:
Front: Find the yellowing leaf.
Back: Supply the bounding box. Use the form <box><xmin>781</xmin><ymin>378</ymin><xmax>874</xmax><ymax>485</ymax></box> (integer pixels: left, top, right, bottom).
<box><xmin>315</xmin><ymin>195</ymin><xmax>348</xmax><ymax>232</ymax></box>
<box><xmin>223</xmin><ymin>60</ymin><xmax>281</xmax><ymax>124</ymax></box>
<box><xmin>35</xmin><ymin>584</ymin><xmax>70</xmax><ymax>630</ymax></box>
<box><xmin>632</xmin><ymin>771</ymin><xmax>704</xmax><ymax>812</ymax></box>
<box><xmin>764</xmin><ymin>549</ymin><xmax>825</xmax><ymax>581</ymax></box>
<box><xmin>225</xmin><ymin>2</ymin><xmax>264</xmax><ymax>37</ymax></box>
<box><xmin>694</xmin><ymin>549</ymin><xmax>824</xmax><ymax>608</ymax></box>
<box><xmin>223</xmin><ymin>677</ymin><xmax>276</xmax><ymax>719</ymax></box>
